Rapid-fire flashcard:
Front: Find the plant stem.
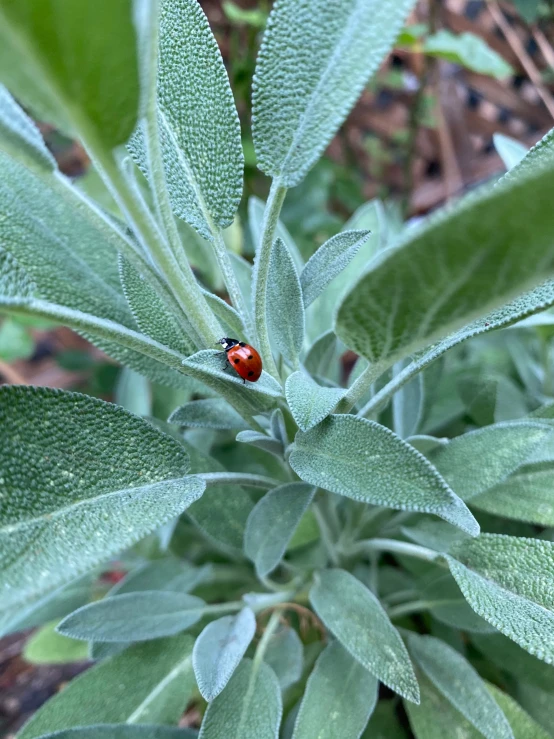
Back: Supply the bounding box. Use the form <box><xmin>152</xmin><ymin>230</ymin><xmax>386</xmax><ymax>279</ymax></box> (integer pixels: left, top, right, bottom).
<box><xmin>346</xmin><ymin>538</ymin><xmax>439</xmax><ymax>563</ymax></box>
<box><xmin>336</xmin><ymin>360</ymin><xmax>389</xmax><ymax>414</ymax></box>
<box><xmin>252</xmin><ymin>178</ymin><xmax>287</xmax><ymax>380</ymax></box>
<box><xmin>211</xmin><ymin>229</ymin><xmax>257</xmax><ymax>341</ymax></box>
<box><xmin>313</xmin><ymin>501</ymin><xmax>340</xmax><ymax>567</ymax></box>
<box><xmin>357</xmin><ymin>359</ymin><xmax>420</xmax><ymax>417</ymax></box>
<box><xmin>86</xmin><ymin>138</ymin><xmax>220</xmax><ymax>348</ymax></box>
<box><xmin>253</xmin><ymin>610</ymin><xmax>282</xmax><ymax>671</ymax></box>
<box><xmin>197</xmin><ymin>472</ymin><xmax>281</xmax><ymax>490</ymax></box>
<box><xmin>388</xmin><ymin>600</ymin><xmax>436</xmax><ymax>619</ymax></box>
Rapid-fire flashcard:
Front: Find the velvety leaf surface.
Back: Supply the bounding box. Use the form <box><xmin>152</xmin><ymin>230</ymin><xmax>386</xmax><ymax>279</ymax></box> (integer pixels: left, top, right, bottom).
<box><xmin>285</xmin><ymin>372</ymin><xmax>345</xmax><ymax>432</ymax></box>
<box><xmin>263</xmin><ymin>626</ymin><xmax>303</xmax><ymax>691</ymax></box>
<box><xmin>429</xmin><ymin>423</ymin><xmax>550</xmax><ymax>501</ymax></box>
<box><xmin>300</xmin><ymin>230</ymin><xmax>370</xmax><ymax>307</ymax></box>
<box><xmin>289</xmin><ymin>415</ymin><xmax>479</xmax><ymax>535</ymax></box>
<box><xmin>408</xmin><ymin>634</ymin><xmax>513</xmax><ymax>739</ymax></box>
<box><xmin>0</xmin><ymin>84</ymin><xmax>56</xmax><ymax>170</ymax></box>
<box><xmin>58</xmin><ymin>592</ymin><xmax>206</xmax><ymax>642</ymax></box>
<box><xmin>110</xmin><ymin>559</ymin><xmax>211</xmax><ymax>597</ymax></box>
<box><xmin>248</xmin><ymin>195</ymin><xmax>304</xmax><ymax>271</ymax></box>
<box><xmin>236</xmin><ymin>430</ymin><xmax>284</xmax><ymax>459</ymax></box>
<box><xmin>193</xmin><ymin>608</ymin><xmax>256</xmax><ymax>701</ymax></box>
<box><xmin>447</xmin><ymin>534</ymin><xmax>554</xmax><ymax>663</ymax></box>
<box><xmin>424</xmin><ymin>30</ymin><xmax>513</xmax><ymax>79</ymax></box>
<box><xmin>267</xmin><ymin>238</ymin><xmax>305</xmax><ymax>368</ymax></box>
<box><xmin>23</xmin><ymin>620</ymin><xmax>89</xmax><ymax>665</ymax></box>
<box><xmin>0</xmin><ymin>0</ymin><xmax>139</xmax><ymax>147</ymax></box>
<box><xmin>18</xmin><ymin>635</ymin><xmax>195</xmax><ymax>738</ymax></box>
<box><xmin>405</xmin><ymin>671</ymin><xmax>483</xmax><ymax>739</ymax></box>
<box><xmin>252</xmin><ymin>0</ymin><xmax>417</xmax><ymax>185</ymax></box>
<box><xmin>169</xmin><ymin>398</ymin><xmax>249</xmax><ymax>430</ymax></box>
<box><xmin>471</xmin><ymin>464</ymin><xmax>554</xmax><ymax>525</ymax></box>
<box><xmin>35</xmin><ymin>727</ymin><xmax>198</xmax><ymax>739</ymax></box>
<box><xmin>494</xmin><ymin>133</ymin><xmax>528</xmax><ymax>170</ymax></box>
<box><xmin>486</xmin><ymin>683</ymin><xmax>551</xmax><ymax>739</ymax></box>
<box><xmin>336</xmin><ymin>131</ymin><xmax>554</xmax><ymax>367</ymax></box>
<box><xmin>198</xmin><ymin>659</ymin><xmax>282</xmax><ymax>739</ymax></box>
<box><xmin>310</xmin><ymin>569</ymin><xmax>419</xmax><ymax>702</ymax></box>
<box><xmin>244</xmin><ymin>483</ymin><xmax>315</xmax><ymax>576</ymax></box>
<box><xmin>119</xmin><ymin>256</ymin><xmax>192</xmax><ymax>355</ymax></box>
<box><xmin>0</xmin><ymin>386</ymin><xmax>205</xmax><ymax>610</ymax></box>
<box><xmin>130</xmin><ymin>0</ymin><xmax>243</xmax><ymax>238</ymax></box>
<box><xmin>292</xmin><ymin>640</ymin><xmax>378</xmax><ymax>739</ymax></box>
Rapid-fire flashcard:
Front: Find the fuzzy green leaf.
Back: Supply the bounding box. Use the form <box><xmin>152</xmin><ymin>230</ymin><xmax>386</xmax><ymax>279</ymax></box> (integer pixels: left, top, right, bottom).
<box><xmin>252</xmin><ymin>0</ymin><xmax>417</xmax><ymax>186</ymax></box>
<box><xmin>263</xmin><ymin>626</ymin><xmax>303</xmax><ymax>691</ymax></box>
<box><xmin>57</xmin><ymin>592</ymin><xmax>206</xmax><ymax>643</ymax></box>
<box><xmin>183</xmin><ymin>442</ymin><xmax>254</xmax><ymax>553</ymax></box>
<box><xmin>429</xmin><ymin>422</ymin><xmax>550</xmax><ymax>501</ymax></box>
<box><xmin>470</xmin><ymin>463</ymin><xmax>554</xmax><ymax>526</ymax></box>
<box><xmin>392</xmin><ymin>358</ymin><xmax>425</xmax><ymax>439</ymax></box>
<box><xmin>248</xmin><ymin>196</ymin><xmax>304</xmax><ymax>272</ymax></box>
<box><xmin>193</xmin><ymin>608</ymin><xmax>257</xmax><ymax>701</ymax></box>
<box><xmin>130</xmin><ymin>0</ymin><xmax>243</xmax><ymax>239</ymax></box>
<box><xmin>0</xmin><ymin>386</ymin><xmax>205</xmax><ymax>610</ymax></box>
<box><xmin>169</xmin><ymin>398</ymin><xmax>250</xmax><ymax>430</ymax></box>
<box><xmin>119</xmin><ymin>256</ymin><xmax>193</xmax><ymax>355</ymax></box>
<box><xmin>267</xmin><ymin>237</ymin><xmax>305</xmax><ymax>368</ymax></box>
<box><xmin>300</xmin><ymin>230</ymin><xmax>370</xmax><ymax>308</ymax></box>
<box><xmin>470</xmin><ymin>632</ymin><xmax>554</xmax><ymax>691</ymax></box>
<box><xmin>424</xmin><ymin>30</ymin><xmax>513</xmax><ymax>79</ymax></box>
<box><xmin>199</xmin><ymin>659</ymin><xmax>282</xmax><ymax>739</ymax></box>
<box><xmin>24</xmin><ymin>620</ymin><xmax>89</xmax><ymax>665</ymax></box>
<box><xmin>310</xmin><ymin>569</ymin><xmax>419</xmax><ymax>702</ymax></box>
<box><xmin>292</xmin><ymin>640</ymin><xmax>378</xmax><ymax>739</ymax></box>
<box><xmin>494</xmin><ymin>133</ymin><xmax>528</xmax><ymax>171</ymax></box>
<box><xmin>236</xmin><ymin>430</ymin><xmax>284</xmax><ymax>459</ymax></box>
<box><xmin>408</xmin><ymin>634</ymin><xmax>513</xmax><ymax>739</ymax></box>
<box><xmin>17</xmin><ymin>635</ymin><xmax>195</xmax><ymax>738</ymax></box>
<box><xmin>111</xmin><ymin>559</ymin><xmax>211</xmax><ymax>597</ymax></box>
<box><xmin>244</xmin><ymin>483</ymin><xmax>316</xmax><ymax>576</ymax></box>
<box><xmin>336</xmin><ymin>130</ymin><xmax>554</xmax><ymax>368</ymax></box>
<box><xmin>405</xmin><ymin>671</ymin><xmax>483</xmax><ymax>739</ymax></box>
<box><xmin>0</xmin><ymin>0</ymin><xmax>139</xmax><ymax>148</ymax></box>
<box><xmin>447</xmin><ymin>534</ymin><xmax>554</xmax><ymax>663</ymax></box>
<box><xmin>285</xmin><ymin>372</ymin><xmax>346</xmax><ymax>432</ymax></box>
<box><xmin>289</xmin><ymin>415</ymin><xmax>479</xmax><ymax>535</ymax></box>
<box><xmin>35</xmin><ymin>728</ymin><xmax>197</xmax><ymax>739</ymax></box>
<box><xmin>486</xmin><ymin>683</ymin><xmax>551</xmax><ymax>739</ymax></box>
<box><xmin>0</xmin><ymin>84</ymin><xmax>56</xmax><ymax>170</ymax></box>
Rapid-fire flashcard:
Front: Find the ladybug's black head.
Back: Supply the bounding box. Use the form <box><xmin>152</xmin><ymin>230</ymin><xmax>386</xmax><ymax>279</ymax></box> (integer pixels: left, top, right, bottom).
<box><xmin>217</xmin><ymin>337</ymin><xmax>239</xmax><ymax>351</ymax></box>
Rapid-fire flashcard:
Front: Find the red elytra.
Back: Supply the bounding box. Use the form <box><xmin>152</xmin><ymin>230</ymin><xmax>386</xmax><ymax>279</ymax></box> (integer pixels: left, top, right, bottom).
<box><xmin>217</xmin><ymin>337</ymin><xmax>263</xmax><ymax>383</ymax></box>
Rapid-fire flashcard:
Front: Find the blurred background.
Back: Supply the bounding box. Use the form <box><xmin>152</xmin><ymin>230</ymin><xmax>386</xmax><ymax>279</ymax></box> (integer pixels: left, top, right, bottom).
<box><xmin>1</xmin><ymin>0</ymin><xmax>554</xmax><ymax>735</ymax></box>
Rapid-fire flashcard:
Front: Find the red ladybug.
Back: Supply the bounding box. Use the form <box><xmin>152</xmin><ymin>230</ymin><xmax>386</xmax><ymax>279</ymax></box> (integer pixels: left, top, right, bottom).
<box><xmin>217</xmin><ymin>337</ymin><xmax>263</xmax><ymax>383</ymax></box>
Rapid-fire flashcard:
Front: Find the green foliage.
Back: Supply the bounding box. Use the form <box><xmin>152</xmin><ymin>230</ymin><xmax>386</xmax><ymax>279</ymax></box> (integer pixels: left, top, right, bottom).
<box><xmin>1</xmin><ymin>1</ymin><xmax>554</xmax><ymax>736</ymax></box>
<box><xmin>424</xmin><ymin>30</ymin><xmax>514</xmax><ymax>79</ymax></box>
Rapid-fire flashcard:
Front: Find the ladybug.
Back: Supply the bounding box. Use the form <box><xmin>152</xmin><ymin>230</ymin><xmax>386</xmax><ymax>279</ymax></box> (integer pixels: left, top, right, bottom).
<box><xmin>217</xmin><ymin>337</ymin><xmax>263</xmax><ymax>383</ymax></box>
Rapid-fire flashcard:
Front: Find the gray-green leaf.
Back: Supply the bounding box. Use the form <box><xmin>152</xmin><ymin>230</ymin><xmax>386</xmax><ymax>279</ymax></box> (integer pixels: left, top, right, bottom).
<box><xmin>494</xmin><ymin>133</ymin><xmax>528</xmax><ymax>171</ymax></box>
<box><xmin>236</xmin><ymin>430</ymin><xmax>284</xmax><ymax>459</ymax></box>
<box><xmin>336</xmin><ymin>130</ymin><xmax>554</xmax><ymax>368</ymax></box>
<box><xmin>263</xmin><ymin>626</ymin><xmax>303</xmax><ymax>691</ymax></box>
<box><xmin>300</xmin><ymin>230</ymin><xmax>370</xmax><ymax>308</ymax></box>
<box><xmin>193</xmin><ymin>608</ymin><xmax>256</xmax><ymax>701</ymax></box>
<box><xmin>447</xmin><ymin>534</ymin><xmax>554</xmax><ymax>663</ymax></box>
<box><xmin>0</xmin><ymin>84</ymin><xmax>56</xmax><ymax>170</ymax></box>
<box><xmin>18</xmin><ymin>635</ymin><xmax>195</xmax><ymax>738</ymax></box>
<box><xmin>289</xmin><ymin>415</ymin><xmax>479</xmax><ymax>535</ymax></box>
<box><xmin>0</xmin><ymin>386</ymin><xmax>205</xmax><ymax>610</ymax></box>
<box><xmin>119</xmin><ymin>256</ymin><xmax>193</xmax><ymax>355</ymax></box>
<box><xmin>285</xmin><ymin>372</ymin><xmax>345</xmax><ymax>432</ymax></box>
<box><xmin>252</xmin><ymin>0</ymin><xmax>417</xmax><ymax>186</ymax></box>
<box><xmin>0</xmin><ymin>0</ymin><xmax>139</xmax><ymax>148</ymax></box>
<box><xmin>408</xmin><ymin>633</ymin><xmax>513</xmax><ymax>739</ymax></box>
<box><xmin>429</xmin><ymin>422</ymin><xmax>550</xmax><ymax>501</ymax></box>
<box><xmin>244</xmin><ymin>483</ymin><xmax>316</xmax><ymax>576</ymax></box>
<box><xmin>267</xmin><ymin>237</ymin><xmax>305</xmax><ymax>368</ymax></box>
<box><xmin>34</xmin><ymin>727</ymin><xmax>198</xmax><ymax>739</ymax></box>
<box><xmin>169</xmin><ymin>398</ymin><xmax>250</xmax><ymax>430</ymax></box>
<box><xmin>57</xmin><ymin>592</ymin><xmax>206</xmax><ymax>643</ymax></box>
<box><xmin>130</xmin><ymin>0</ymin><xmax>243</xmax><ymax>239</ymax></box>
<box><xmin>471</xmin><ymin>463</ymin><xmax>554</xmax><ymax>526</ymax></box>
<box><xmin>199</xmin><ymin>659</ymin><xmax>282</xmax><ymax>739</ymax></box>
<box><xmin>310</xmin><ymin>569</ymin><xmax>420</xmax><ymax>702</ymax></box>
<box><xmin>292</xmin><ymin>640</ymin><xmax>378</xmax><ymax>739</ymax></box>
